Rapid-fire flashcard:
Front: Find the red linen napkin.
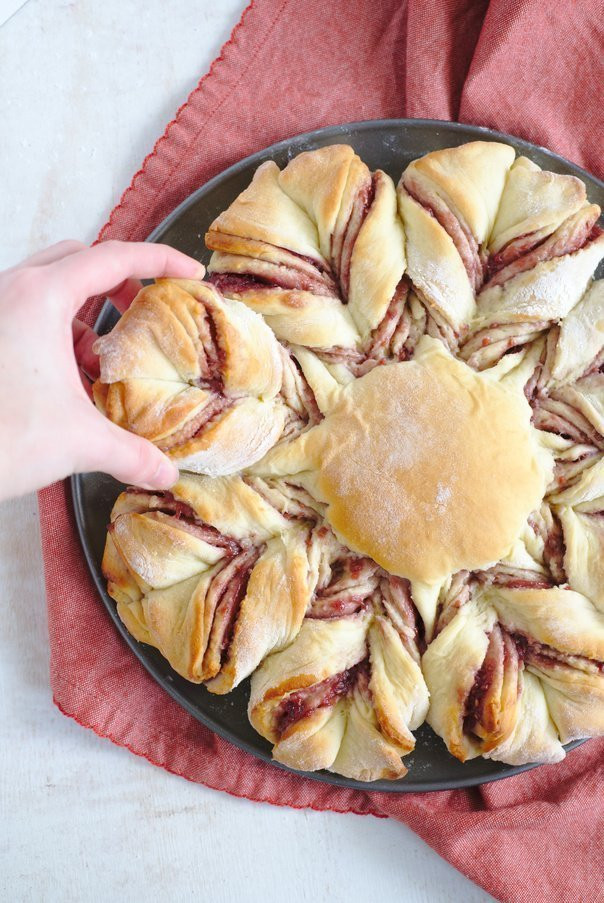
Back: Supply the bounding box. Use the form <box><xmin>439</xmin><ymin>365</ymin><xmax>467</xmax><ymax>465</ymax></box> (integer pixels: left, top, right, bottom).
<box><xmin>38</xmin><ymin>2</ymin><xmax>604</xmax><ymax>900</ymax></box>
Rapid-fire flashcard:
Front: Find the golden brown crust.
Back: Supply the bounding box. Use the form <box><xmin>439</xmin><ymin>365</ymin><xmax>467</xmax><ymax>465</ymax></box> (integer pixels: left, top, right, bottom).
<box><xmin>93</xmin><ymin>279</ymin><xmax>285</xmax><ymax>474</ymax></box>
<box><xmin>489</xmin><ymin>156</ymin><xmax>587</xmax><ymax>254</ymax></box>
<box><xmin>177</xmin><ymin>280</ymin><xmax>282</xmax><ymax>396</ymax></box>
<box><xmin>423</xmin><ymin>598</ymin><xmax>497</xmax><ymax>762</ymax></box>
<box><xmin>397</xmin><ymin>188</ymin><xmax>475</xmax><ymax>327</ymax></box>
<box><xmin>99</xmin><ymin>380</ymin><xmax>212</xmax><ymax>442</ymax></box>
<box><xmin>249</xmin><ymin>616</ymin><xmax>370</xmax><ymax>742</ymax></box>
<box><xmin>207</xmin><ymin>160</ymin><xmax>324</xmax><ymax>263</ymax></box>
<box><xmin>102</xmin><ymin>531</ymin><xmax>145</xmax><ymax>606</ymax></box>
<box><xmin>277</xmin><ymin>144</ymin><xmax>360</xmax><ymax>260</ymax></box>
<box><xmin>207</xmin><ymin>146</ymin><xmax>406</xmax><ymax>347</ymax></box>
<box><xmin>103</xmin><ymin>483</ymin><xmax>317</xmax><ymax>689</ymax></box>
<box><xmin>347</xmin><ymin>170</ymin><xmax>406</xmax><ymax>336</ymax></box>
<box><xmin>248</xmin><ymin>608</ymin><xmax>428</xmax><ymax>782</ymax></box>
<box><xmin>171</xmin><ymin>473</ymin><xmax>289</xmax><ymax>540</ymax></box>
<box><xmin>368</xmin><ymin>616</ymin><xmax>425</xmax><ymax>752</ymax></box>
<box><xmin>403</xmin><ymin>140</ymin><xmax>515</xmax><ymax>244</ymax></box>
<box><xmin>95</xmin><ymin>281</ymin><xmax>202</xmax><ymax>383</ymax></box>
<box><xmin>205</xmin><ymin>259</ymin><xmax>359</xmax><ymax>349</ymax></box>
<box><xmin>165</xmin><ymin>398</ymin><xmax>285</xmax><ymax>477</ymax></box>
<box><xmin>298</xmin><ymin>337</ymin><xmax>550</xmax><ymax>583</ymax></box>
<box><xmin>483</xmin><ymin>671</ymin><xmax>564</xmax><ymax>767</ymax></box>
<box><xmin>487</xmin><ymin>585</ymin><xmax>604</xmax><ymax>662</ymax></box>
<box><xmin>423</xmin><ymin>584</ymin><xmax>604</xmax><ymax>764</ymax></box>
<box><xmin>272</xmin><ymin>704</ymin><xmax>348</xmax><ymax>773</ymax></box>
<box><xmin>330</xmin><ymin>685</ymin><xmax>410</xmax><ymax>781</ymax></box>
<box><xmin>207</xmin><ymin>527</ymin><xmax>314</xmax><ymax>693</ymax></box>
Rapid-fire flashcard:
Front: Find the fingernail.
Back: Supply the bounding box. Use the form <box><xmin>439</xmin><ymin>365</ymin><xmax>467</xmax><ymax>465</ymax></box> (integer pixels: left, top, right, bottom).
<box><xmin>192</xmin><ymin>263</ymin><xmax>206</xmax><ymax>279</ymax></box>
<box><xmin>144</xmin><ymin>459</ymin><xmax>179</xmax><ymax>489</ymax></box>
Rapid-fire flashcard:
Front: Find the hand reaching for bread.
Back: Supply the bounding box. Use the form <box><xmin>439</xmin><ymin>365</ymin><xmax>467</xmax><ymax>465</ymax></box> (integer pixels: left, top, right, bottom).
<box><xmin>0</xmin><ymin>240</ymin><xmax>205</xmax><ymax>501</ymax></box>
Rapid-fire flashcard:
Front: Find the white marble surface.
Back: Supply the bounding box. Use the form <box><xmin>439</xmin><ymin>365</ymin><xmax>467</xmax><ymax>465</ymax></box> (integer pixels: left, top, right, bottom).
<box><xmin>0</xmin><ymin>3</ymin><xmax>492</xmax><ymax>900</ymax></box>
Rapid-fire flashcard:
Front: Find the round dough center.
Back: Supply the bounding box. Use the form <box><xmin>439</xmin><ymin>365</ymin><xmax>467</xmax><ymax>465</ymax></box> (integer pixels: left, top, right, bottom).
<box><xmin>315</xmin><ymin>339</ymin><xmax>550</xmax><ymax>584</ymax></box>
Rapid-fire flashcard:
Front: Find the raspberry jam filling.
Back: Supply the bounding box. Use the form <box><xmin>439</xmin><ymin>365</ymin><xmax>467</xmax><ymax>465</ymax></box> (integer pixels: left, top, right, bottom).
<box><xmin>493</xmin><ymin>576</ymin><xmax>553</xmax><ymax>589</ymax></box>
<box><xmin>307</xmin><ymin>557</ymin><xmax>379</xmax><ymax>619</ymax></box>
<box><xmin>433</xmin><ymin>573</ymin><xmax>473</xmax><ymax>639</ymax></box>
<box><xmin>486</xmin><ymin>231</ymin><xmax>543</xmax><ymax>277</ymax></box>
<box><xmin>307</xmin><ymin>593</ymin><xmax>371</xmax><ymax>619</ymax></box>
<box><xmin>336</xmin><ymin>175</ymin><xmax>376</xmax><ymax>297</ymax></box>
<box><xmin>364</xmin><ymin>279</ymin><xmax>411</xmax><ymax>359</ymax></box>
<box><xmin>315</xmin><ymin>346</ymin><xmax>366</xmax><ymax>367</ymax></box>
<box><xmin>382</xmin><ymin>575</ymin><xmax>425</xmax><ymax>658</ymax></box>
<box><xmin>207</xmin><ymin>233</ymin><xmax>330</xmax><ymax>277</ymax></box>
<box><xmin>157</xmin><ymin>396</ymin><xmax>229</xmax><ymax>451</ymax></box>
<box><xmin>272</xmin><ymin>245</ymin><xmax>333</xmax><ymax>275</ymax></box>
<box><xmin>463</xmin><ymin>667</ymin><xmax>497</xmax><ymax>739</ymax></box>
<box><xmin>512</xmin><ymin>632</ymin><xmax>604</xmax><ymax>674</ymax></box>
<box><xmin>206</xmin><ymin>547</ymin><xmax>260</xmax><ymax>665</ymax></box>
<box><xmin>403</xmin><ymin>176</ymin><xmax>483</xmax><ymax>290</ymax></box>
<box><xmin>484</xmin><ymin>210</ymin><xmax>602</xmax><ymax>289</ymax></box>
<box><xmin>279</xmin><ymin>351</ymin><xmax>322</xmax><ymax>428</ymax></box>
<box><xmin>552</xmin><ymin>449</ymin><xmax>602</xmax><ymax>490</ymax></box>
<box><xmin>275</xmin><ymin>660</ymin><xmax>367</xmax><ymax>737</ymax></box>
<box><xmin>316</xmin><ymin>283</ymin><xmax>419</xmax><ymax>373</ymax></box>
<box><xmin>211</xmin><ymin>174</ymin><xmax>384</xmax><ymax>306</ymax></box>
<box><xmin>142</xmin><ymin>297</ymin><xmax>232</xmax><ymax>450</ymax></box>
<box><xmin>209</xmin><ymin>265</ymin><xmax>336</xmax><ymax>297</ymax></box>
<box><xmin>243</xmin><ymin>476</ymin><xmax>319</xmax><ymax>521</ymax></box>
<box><xmin>197</xmin><ymin>306</ymin><xmax>226</xmax><ymax>391</ymax></box>
<box><xmin>463</xmin><ymin>627</ymin><xmax>520</xmax><ymax>741</ymax></box>
<box><xmin>531</xmin><ymin>396</ymin><xmax>604</xmax><ymax>450</ymax></box>
<box><xmin>479</xmin><ymin>564</ymin><xmax>554</xmax><ymax>589</ymax></box>
<box><xmin>208</xmin><ymin>273</ymin><xmax>268</xmax><ymax>293</ymax></box>
<box><xmin>541</xmin><ymin>516</ymin><xmax>567</xmax><ymax>584</ymax></box>
<box><xmin>464</xmin><ymin>626</ymin><xmax>604</xmax><ymax>740</ymax></box>
<box><xmin>119</xmin><ymin>489</ymin><xmax>241</xmax><ymax>554</ymax></box>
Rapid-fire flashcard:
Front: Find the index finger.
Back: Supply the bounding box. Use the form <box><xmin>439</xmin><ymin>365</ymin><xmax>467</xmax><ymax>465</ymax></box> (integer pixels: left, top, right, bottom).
<box><xmin>106</xmin><ymin>277</ymin><xmax>146</xmax><ymax>314</ymax></box>
<box><xmin>52</xmin><ymin>240</ymin><xmax>205</xmax><ymax>313</ymax></box>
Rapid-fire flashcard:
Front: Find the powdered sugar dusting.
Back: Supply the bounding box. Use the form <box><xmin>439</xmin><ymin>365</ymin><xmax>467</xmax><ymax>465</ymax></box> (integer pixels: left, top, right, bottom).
<box><xmin>477</xmin><ymin>238</ymin><xmax>604</xmax><ymax>325</ymax></box>
<box><xmin>435</xmin><ymin>482</ymin><xmax>452</xmax><ymax>514</ymax></box>
<box><xmin>312</xmin><ymin>341</ymin><xmax>550</xmax><ymax>583</ymax></box>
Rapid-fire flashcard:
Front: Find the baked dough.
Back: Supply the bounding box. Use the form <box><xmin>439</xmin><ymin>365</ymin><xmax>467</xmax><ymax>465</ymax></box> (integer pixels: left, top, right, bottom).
<box><xmin>103</xmin><ymin>477</ymin><xmax>317</xmax><ymax>692</ymax></box>
<box><xmin>249</xmin><ymin>568</ymin><xmax>429</xmax><ymax>782</ymax></box>
<box><xmin>207</xmin><ymin>145</ymin><xmax>406</xmax><ymax>347</ymax></box>
<box><xmin>93</xmin><ymin>279</ymin><xmax>285</xmax><ymax>475</ymax></box>
<box><xmin>489</xmin><ymin>156</ymin><xmax>587</xmax><ymax>255</ymax></box>
<box><xmin>461</xmin><ymin>150</ymin><xmax>604</xmax><ymax>370</ymax></box>
<box><xmin>98</xmin><ymin>140</ymin><xmax>604</xmax><ymax>781</ymax></box>
<box><xmin>423</xmin><ymin>585</ymin><xmax>604</xmax><ymax>763</ymax></box>
<box><xmin>251</xmin><ymin>336</ymin><xmax>552</xmax><ymax>584</ymax></box>
<box><xmin>548</xmin><ymin>281</ymin><xmax>604</xmax><ymax>387</ymax></box>
<box><xmin>397</xmin><ymin>141</ymin><xmax>515</xmax><ymax>325</ymax></box>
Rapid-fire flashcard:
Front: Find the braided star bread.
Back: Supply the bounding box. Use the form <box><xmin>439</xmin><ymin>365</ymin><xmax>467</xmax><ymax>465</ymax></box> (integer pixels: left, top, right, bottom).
<box><xmin>98</xmin><ymin>141</ymin><xmax>604</xmax><ymax>782</ymax></box>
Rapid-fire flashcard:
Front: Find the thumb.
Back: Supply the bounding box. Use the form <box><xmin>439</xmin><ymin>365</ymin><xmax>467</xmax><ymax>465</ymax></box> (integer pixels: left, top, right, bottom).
<box><xmin>77</xmin><ymin>413</ymin><xmax>179</xmax><ymax>489</ymax></box>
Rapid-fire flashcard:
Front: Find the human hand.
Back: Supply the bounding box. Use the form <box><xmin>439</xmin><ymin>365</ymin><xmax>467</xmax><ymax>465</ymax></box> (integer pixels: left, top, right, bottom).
<box><xmin>0</xmin><ymin>240</ymin><xmax>205</xmax><ymax>502</ymax></box>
